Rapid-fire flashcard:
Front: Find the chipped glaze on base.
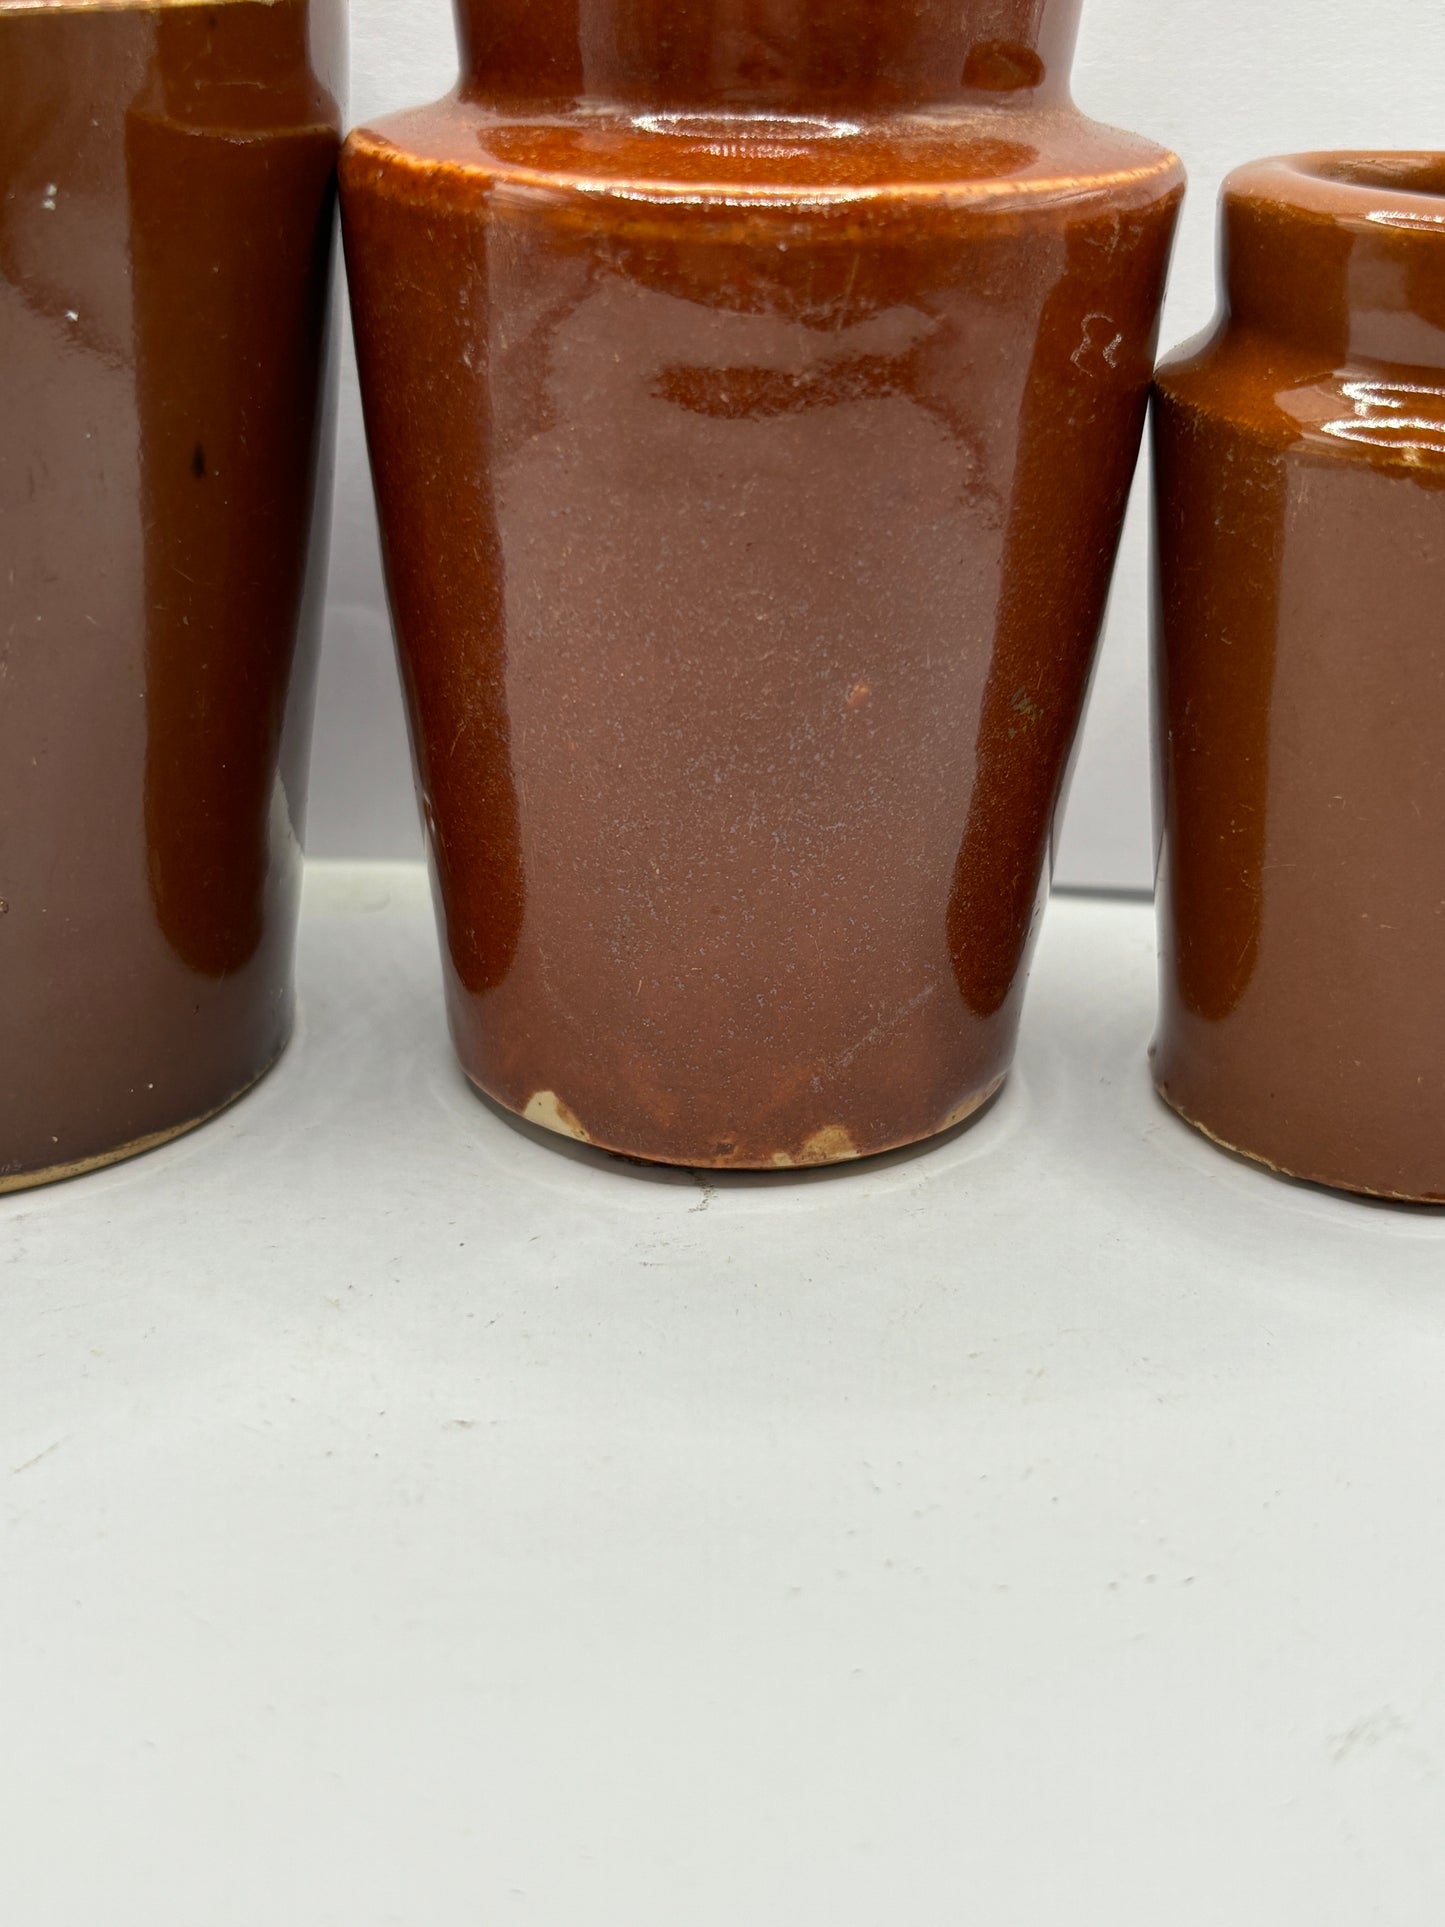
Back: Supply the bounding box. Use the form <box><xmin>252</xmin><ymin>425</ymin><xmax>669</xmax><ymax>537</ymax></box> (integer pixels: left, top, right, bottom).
<box><xmin>484</xmin><ymin>1073</ymin><xmax>1007</xmax><ymax>1171</ymax></box>
<box><xmin>521</xmin><ymin>1089</ymin><xmax>594</xmax><ymax>1145</ymax></box>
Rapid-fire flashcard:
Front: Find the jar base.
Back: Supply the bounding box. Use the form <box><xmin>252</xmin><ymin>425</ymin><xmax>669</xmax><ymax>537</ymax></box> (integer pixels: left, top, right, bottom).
<box><xmin>1154</xmin><ymin>1078</ymin><xmax>1445</xmax><ymax>1207</ymax></box>
<box><xmin>0</xmin><ymin>1038</ymin><xmax>290</xmax><ymax>1199</ymax></box>
<box><xmin>469</xmin><ymin>1071</ymin><xmax>1008</xmax><ymax>1171</ymax></box>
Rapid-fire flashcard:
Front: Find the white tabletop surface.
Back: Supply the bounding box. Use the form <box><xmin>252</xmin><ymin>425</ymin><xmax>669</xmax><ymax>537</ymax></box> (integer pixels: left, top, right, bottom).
<box><xmin>4</xmin><ymin>863</ymin><xmax>1443</xmax><ymax>1925</ymax></box>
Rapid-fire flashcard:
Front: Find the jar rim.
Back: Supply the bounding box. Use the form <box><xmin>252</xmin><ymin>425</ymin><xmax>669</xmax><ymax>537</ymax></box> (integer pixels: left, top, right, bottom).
<box><xmin>1228</xmin><ymin>151</ymin><xmax>1445</xmax><ymax>233</ymax></box>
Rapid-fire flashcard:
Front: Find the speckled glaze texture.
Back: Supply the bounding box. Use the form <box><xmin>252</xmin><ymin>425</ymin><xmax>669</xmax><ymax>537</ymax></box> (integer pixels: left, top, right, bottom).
<box><xmin>0</xmin><ymin>0</ymin><xmax>343</xmax><ymax>1191</ymax></box>
<box><xmin>1153</xmin><ymin>153</ymin><xmax>1445</xmax><ymax>1202</ymax></box>
<box><xmin>342</xmin><ymin>0</ymin><xmax>1182</xmax><ymax>1169</ymax></box>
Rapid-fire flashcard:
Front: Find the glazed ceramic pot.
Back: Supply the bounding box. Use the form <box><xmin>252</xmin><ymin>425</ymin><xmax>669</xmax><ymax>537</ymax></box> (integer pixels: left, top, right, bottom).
<box><xmin>342</xmin><ymin>0</ymin><xmax>1182</xmax><ymax>1169</ymax></box>
<box><xmin>0</xmin><ymin>0</ymin><xmax>343</xmax><ymax>1193</ymax></box>
<box><xmin>1153</xmin><ymin>153</ymin><xmax>1445</xmax><ymax>1201</ymax></box>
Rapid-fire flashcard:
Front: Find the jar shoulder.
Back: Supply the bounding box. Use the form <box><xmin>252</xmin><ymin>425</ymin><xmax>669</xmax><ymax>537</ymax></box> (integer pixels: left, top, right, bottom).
<box><xmin>1156</xmin><ymin>321</ymin><xmax>1445</xmax><ymax>473</ymax></box>
<box><xmin>342</xmin><ymin>93</ymin><xmax>1180</xmax><ymax>221</ymax></box>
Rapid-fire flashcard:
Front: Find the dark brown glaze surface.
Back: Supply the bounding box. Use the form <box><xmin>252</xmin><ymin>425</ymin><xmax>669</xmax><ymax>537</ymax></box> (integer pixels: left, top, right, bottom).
<box><xmin>1153</xmin><ymin>153</ymin><xmax>1445</xmax><ymax>1201</ymax></box>
<box><xmin>343</xmin><ymin>0</ymin><xmax>1181</xmax><ymax>1169</ymax></box>
<box><xmin>0</xmin><ymin>0</ymin><xmax>342</xmax><ymax>1190</ymax></box>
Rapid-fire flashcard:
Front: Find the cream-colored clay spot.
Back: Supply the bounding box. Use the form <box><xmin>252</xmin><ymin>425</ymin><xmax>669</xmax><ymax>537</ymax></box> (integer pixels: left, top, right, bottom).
<box><xmin>941</xmin><ymin>1076</ymin><xmax>1006</xmax><ymax>1133</ymax></box>
<box><xmin>522</xmin><ymin>1091</ymin><xmax>593</xmax><ymax>1144</ymax></box>
<box><xmin>798</xmin><ymin>1125</ymin><xmax>862</xmax><ymax>1166</ymax></box>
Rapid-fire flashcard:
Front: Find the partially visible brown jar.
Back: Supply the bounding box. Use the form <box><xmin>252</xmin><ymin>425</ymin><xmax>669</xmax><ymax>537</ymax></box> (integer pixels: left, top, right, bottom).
<box><xmin>0</xmin><ymin>0</ymin><xmax>344</xmax><ymax>1192</ymax></box>
<box><xmin>1153</xmin><ymin>153</ymin><xmax>1445</xmax><ymax>1201</ymax></box>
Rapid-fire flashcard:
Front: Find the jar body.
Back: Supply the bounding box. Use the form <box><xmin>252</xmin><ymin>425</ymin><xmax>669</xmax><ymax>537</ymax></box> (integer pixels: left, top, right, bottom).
<box><xmin>1153</xmin><ymin>155</ymin><xmax>1445</xmax><ymax>1201</ymax></box>
<box><xmin>343</xmin><ymin>4</ymin><xmax>1181</xmax><ymax>1168</ymax></box>
<box><xmin>0</xmin><ymin>0</ymin><xmax>344</xmax><ymax>1191</ymax></box>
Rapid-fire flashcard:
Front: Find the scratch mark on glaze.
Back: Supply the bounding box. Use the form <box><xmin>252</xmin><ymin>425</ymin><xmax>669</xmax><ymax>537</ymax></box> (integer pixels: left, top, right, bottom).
<box><xmin>819</xmin><ymin>982</ymin><xmax>939</xmax><ymax>1085</ymax></box>
<box><xmin>1072</xmin><ymin>311</ymin><xmax>1124</xmax><ymax>375</ymax></box>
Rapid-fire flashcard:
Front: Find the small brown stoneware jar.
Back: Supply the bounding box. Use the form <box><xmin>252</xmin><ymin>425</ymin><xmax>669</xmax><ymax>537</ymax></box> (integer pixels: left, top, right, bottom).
<box><xmin>1153</xmin><ymin>153</ymin><xmax>1445</xmax><ymax>1201</ymax></box>
<box><xmin>0</xmin><ymin>0</ymin><xmax>343</xmax><ymax>1193</ymax></box>
<box><xmin>342</xmin><ymin>0</ymin><xmax>1182</xmax><ymax>1170</ymax></box>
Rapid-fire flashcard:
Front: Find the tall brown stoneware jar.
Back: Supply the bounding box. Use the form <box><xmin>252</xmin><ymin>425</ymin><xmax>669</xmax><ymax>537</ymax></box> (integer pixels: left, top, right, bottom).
<box><xmin>342</xmin><ymin>0</ymin><xmax>1183</xmax><ymax>1170</ymax></box>
<box><xmin>0</xmin><ymin>0</ymin><xmax>344</xmax><ymax>1193</ymax></box>
<box><xmin>1153</xmin><ymin>154</ymin><xmax>1445</xmax><ymax>1202</ymax></box>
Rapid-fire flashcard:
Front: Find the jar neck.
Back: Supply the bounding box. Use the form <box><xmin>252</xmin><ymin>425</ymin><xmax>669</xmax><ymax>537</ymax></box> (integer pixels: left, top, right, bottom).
<box><xmin>1224</xmin><ymin>154</ymin><xmax>1445</xmax><ymax>372</ymax></box>
<box><xmin>453</xmin><ymin>0</ymin><xmax>1082</xmax><ymax>113</ymax></box>
<box><xmin>147</xmin><ymin>1</ymin><xmax>341</xmax><ymax>131</ymax></box>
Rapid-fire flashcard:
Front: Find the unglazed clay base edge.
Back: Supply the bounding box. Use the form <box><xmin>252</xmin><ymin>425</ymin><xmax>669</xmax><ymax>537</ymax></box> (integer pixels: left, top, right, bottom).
<box><xmin>1153</xmin><ymin>1077</ymin><xmax>1445</xmax><ymax>1208</ymax></box>
<box><xmin>0</xmin><ymin>1037</ymin><xmax>291</xmax><ymax>1198</ymax></box>
<box><xmin>470</xmin><ymin>1071</ymin><xmax>1009</xmax><ymax>1172</ymax></box>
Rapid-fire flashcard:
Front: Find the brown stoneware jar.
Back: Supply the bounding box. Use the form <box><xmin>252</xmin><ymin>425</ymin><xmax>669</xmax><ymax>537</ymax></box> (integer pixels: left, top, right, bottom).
<box><xmin>0</xmin><ymin>0</ymin><xmax>343</xmax><ymax>1193</ymax></box>
<box><xmin>1153</xmin><ymin>153</ymin><xmax>1445</xmax><ymax>1202</ymax></box>
<box><xmin>342</xmin><ymin>0</ymin><xmax>1183</xmax><ymax>1169</ymax></box>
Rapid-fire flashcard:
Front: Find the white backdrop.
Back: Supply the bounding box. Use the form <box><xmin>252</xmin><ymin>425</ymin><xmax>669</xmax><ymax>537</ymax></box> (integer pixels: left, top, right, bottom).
<box><xmin>309</xmin><ymin>0</ymin><xmax>1445</xmax><ymax>887</ymax></box>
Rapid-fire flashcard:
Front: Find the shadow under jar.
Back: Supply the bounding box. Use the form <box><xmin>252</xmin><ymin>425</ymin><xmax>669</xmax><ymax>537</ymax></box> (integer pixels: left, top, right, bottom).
<box><xmin>342</xmin><ymin>0</ymin><xmax>1183</xmax><ymax>1170</ymax></box>
<box><xmin>1153</xmin><ymin>153</ymin><xmax>1445</xmax><ymax>1201</ymax></box>
<box><xmin>0</xmin><ymin>0</ymin><xmax>344</xmax><ymax>1193</ymax></box>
